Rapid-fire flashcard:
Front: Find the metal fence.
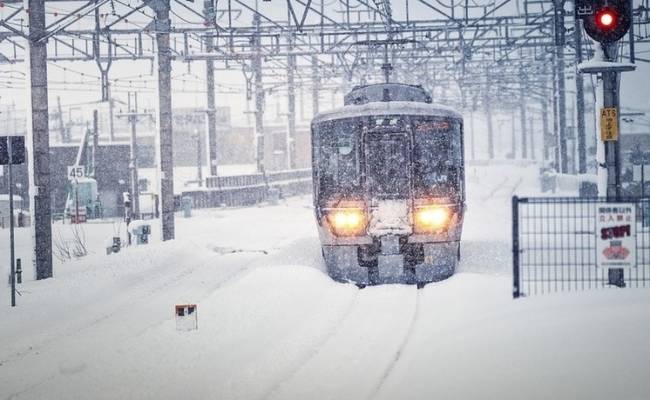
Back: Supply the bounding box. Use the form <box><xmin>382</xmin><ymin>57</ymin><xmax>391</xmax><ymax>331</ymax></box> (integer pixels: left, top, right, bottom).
<box><xmin>178</xmin><ymin>169</ymin><xmax>312</xmax><ymax>210</ymax></box>
<box><xmin>512</xmin><ymin>196</ymin><xmax>650</xmax><ymax>298</ymax></box>
<box><xmin>204</xmin><ymin>169</ymin><xmax>312</xmax><ymax>189</ymax></box>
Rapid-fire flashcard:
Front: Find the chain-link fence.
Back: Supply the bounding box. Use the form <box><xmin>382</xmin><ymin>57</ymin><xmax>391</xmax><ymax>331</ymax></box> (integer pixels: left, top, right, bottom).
<box><xmin>512</xmin><ymin>196</ymin><xmax>650</xmax><ymax>298</ymax></box>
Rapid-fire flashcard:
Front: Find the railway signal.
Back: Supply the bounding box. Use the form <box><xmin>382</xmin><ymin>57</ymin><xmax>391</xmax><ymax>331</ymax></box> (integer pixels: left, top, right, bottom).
<box><xmin>577</xmin><ymin>0</ymin><xmax>636</xmax><ymax>202</ymax></box>
<box><xmin>1</xmin><ymin>136</ymin><xmax>26</xmax><ymax>307</ymax></box>
<box><xmin>576</xmin><ymin>0</ymin><xmax>632</xmax><ymax>43</ymax></box>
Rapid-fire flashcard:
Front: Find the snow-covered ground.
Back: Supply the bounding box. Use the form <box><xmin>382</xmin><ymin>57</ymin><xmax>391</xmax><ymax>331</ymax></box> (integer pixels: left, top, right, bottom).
<box><xmin>1</xmin><ymin>164</ymin><xmax>650</xmax><ymax>400</ymax></box>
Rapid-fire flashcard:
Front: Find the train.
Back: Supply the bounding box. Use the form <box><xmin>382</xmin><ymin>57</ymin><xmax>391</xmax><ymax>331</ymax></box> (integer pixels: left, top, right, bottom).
<box><xmin>311</xmin><ymin>83</ymin><xmax>466</xmax><ymax>287</ymax></box>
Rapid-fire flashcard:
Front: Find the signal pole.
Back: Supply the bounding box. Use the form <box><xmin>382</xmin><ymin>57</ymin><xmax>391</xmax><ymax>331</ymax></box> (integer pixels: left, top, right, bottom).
<box><xmin>580</xmin><ymin>45</ymin><xmax>634</xmax><ymax>199</ymax></box>
<box><xmin>8</xmin><ymin>138</ymin><xmax>16</xmax><ymax>307</ymax></box>
<box><xmin>2</xmin><ymin>135</ymin><xmax>26</xmax><ymax>307</ymax></box>
<box><xmin>602</xmin><ymin>65</ymin><xmax>621</xmax><ymax>199</ymax></box>
<box><xmin>576</xmin><ymin>0</ymin><xmax>635</xmax><ymax>199</ymax></box>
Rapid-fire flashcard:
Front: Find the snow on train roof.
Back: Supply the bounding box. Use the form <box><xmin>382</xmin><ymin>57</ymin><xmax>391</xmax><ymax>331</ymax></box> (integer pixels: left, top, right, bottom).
<box><xmin>312</xmin><ymin>101</ymin><xmax>463</xmax><ymax>124</ymax></box>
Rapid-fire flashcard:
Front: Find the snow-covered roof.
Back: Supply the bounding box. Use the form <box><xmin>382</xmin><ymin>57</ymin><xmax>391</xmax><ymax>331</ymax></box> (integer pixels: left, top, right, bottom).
<box><xmin>578</xmin><ymin>60</ymin><xmax>636</xmax><ymax>74</ymax></box>
<box><xmin>70</xmin><ymin>177</ymin><xmax>98</xmax><ymax>184</ymax></box>
<box><xmin>0</xmin><ymin>194</ymin><xmax>23</xmax><ymax>202</ymax></box>
<box><xmin>312</xmin><ymin>101</ymin><xmax>463</xmax><ymax>124</ymax></box>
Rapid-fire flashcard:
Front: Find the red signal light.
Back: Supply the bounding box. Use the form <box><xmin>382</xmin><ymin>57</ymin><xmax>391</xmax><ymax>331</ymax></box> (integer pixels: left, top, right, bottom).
<box><xmin>595</xmin><ymin>7</ymin><xmax>618</xmax><ymax>31</ymax></box>
<box><xmin>578</xmin><ymin>0</ymin><xmax>632</xmax><ymax>43</ymax></box>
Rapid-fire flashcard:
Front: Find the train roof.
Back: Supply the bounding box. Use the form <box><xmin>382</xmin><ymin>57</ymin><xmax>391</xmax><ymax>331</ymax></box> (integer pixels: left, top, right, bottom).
<box><xmin>344</xmin><ymin>83</ymin><xmax>432</xmax><ymax>105</ymax></box>
<box><xmin>312</xmin><ymin>101</ymin><xmax>463</xmax><ymax>124</ymax></box>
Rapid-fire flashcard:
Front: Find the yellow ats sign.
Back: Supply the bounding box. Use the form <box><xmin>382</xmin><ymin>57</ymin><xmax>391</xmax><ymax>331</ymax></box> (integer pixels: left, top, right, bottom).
<box><xmin>600</xmin><ymin>107</ymin><xmax>619</xmax><ymax>141</ymax></box>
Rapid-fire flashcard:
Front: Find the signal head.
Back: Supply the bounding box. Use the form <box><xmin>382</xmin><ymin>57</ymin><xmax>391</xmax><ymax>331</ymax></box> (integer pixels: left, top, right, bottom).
<box><xmin>578</xmin><ymin>0</ymin><xmax>632</xmax><ymax>43</ymax></box>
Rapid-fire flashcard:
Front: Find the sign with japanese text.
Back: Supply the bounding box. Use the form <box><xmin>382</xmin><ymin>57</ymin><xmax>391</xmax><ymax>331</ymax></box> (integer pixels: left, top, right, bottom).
<box><xmin>600</xmin><ymin>107</ymin><xmax>619</xmax><ymax>141</ymax></box>
<box><xmin>596</xmin><ymin>203</ymin><xmax>636</xmax><ymax>268</ymax></box>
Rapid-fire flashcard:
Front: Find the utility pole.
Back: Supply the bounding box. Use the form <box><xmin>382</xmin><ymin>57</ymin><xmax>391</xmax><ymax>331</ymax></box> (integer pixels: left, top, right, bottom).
<box><xmin>469</xmin><ymin>110</ymin><xmax>476</xmax><ymax>160</ymax></box>
<box><xmin>56</xmin><ymin>97</ymin><xmax>67</xmax><ymax>143</ymax></box>
<box><xmin>551</xmin><ymin>59</ymin><xmax>561</xmax><ymax>170</ymax></box>
<box><xmin>511</xmin><ymin>112</ymin><xmax>516</xmax><ymax>159</ymax></box>
<box><xmin>27</xmin><ymin>0</ymin><xmax>53</xmax><ymax>280</ymax></box>
<box><xmin>93</xmin><ymin>6</ymin><xmax>115</xmax><ymax>142</ymax></box>
<box><xmin>519</xmin><ymin>71</ymin><xmax>528</xmax><ymax>159</ymax></box>
<box><xmin>150</xmin><ymin>0</ymin><xmax>175</xmax><ymax>241</ymax></box>
<box><xmin>529</xmin><ymin>112</ymin><xmax>536</xmax><ymax>160</ymax></box>
<box><xmin>91</xmin><ymin>110</ymin><xmax>99</xmax><ymax>178</ymax></box>
<box><xmin>541</xmin><ymin>97</ymin><xmax>550</xmax><ymax>162</ymax></box>
<box><xmin>253</xmin><ymin>13</ymin><xmax>266</xmax><ymax>175</ymax></box>
<box><xmin>311</xmin><ymin>55</ymin><xmax>320</xmax><ymax>116</ymax></box>
<box><xmin>287</xmin><ymin>32</ymin><xmax>297</xmax><ymax>170</ymax></box>
<box><xmin>554</xmin><ymin>0</ymin><xmax>569</xmax><ymax>173</ymax></box>
<box><xmin>484</xmin><ymin>92</ymin><xmax>494</xmax><ymax>159</ymax></box>
<box><xmin>381</xmin><ymin>42</ymin><xmax>393</xmax><ymax>84</ymax></box>
<box><xmin>108</xmin><ymin>97</ymin><xmax>116</xmax><ymax>142</ymax></box>
<box><xmin>194</xmin><ymin>129</ymin><xmax>203</xmax><ymax>186</ymax></box>
<box><xmin>574</xmin><ymin>17</ymin><xmax>587</xmax><ymax>173</ymax></box>
<box><xmin>204</xmin><ymin>0</ymin><xmax>219</xmax><ymax>177</ymax></box>
<box><xmin>117</xmin><ymin>92</ymin><xmax>151</xmax><ymax>219</ymax></box>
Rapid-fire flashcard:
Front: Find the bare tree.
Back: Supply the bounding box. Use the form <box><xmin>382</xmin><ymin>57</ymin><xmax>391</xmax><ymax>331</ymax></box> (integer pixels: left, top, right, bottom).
<box><xmin>53</xmin><ymin>224</ymin><xmax>88</xmax><ymax>262</ymax></box>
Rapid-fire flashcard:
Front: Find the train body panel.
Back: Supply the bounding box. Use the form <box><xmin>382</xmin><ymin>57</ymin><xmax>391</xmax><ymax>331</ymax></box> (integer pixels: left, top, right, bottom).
<box><xmin>311</xmin><ymin>84</ymin><xmax>465</xmax><ymax>286</ymax></box>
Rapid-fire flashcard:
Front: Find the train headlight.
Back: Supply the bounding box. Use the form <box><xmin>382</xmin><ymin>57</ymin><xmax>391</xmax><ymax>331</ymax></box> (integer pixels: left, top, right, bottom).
<box><xmin>414</xmin><ymin>206</ymin><xmax>451</xmax><ymax>233</ymax></box>
<box><xmin>326</xmin><ymin>208</ymin><xmax>367</xmax><ymax>236</ymax></box>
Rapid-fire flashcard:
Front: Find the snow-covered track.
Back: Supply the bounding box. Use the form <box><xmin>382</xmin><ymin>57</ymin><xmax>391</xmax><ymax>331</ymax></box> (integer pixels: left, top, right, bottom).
<box><xmin>266</xmin><ymin>285</ymin><xmax>418</xmax><ymax>400</ymax></box>
<box><xmin>365</xmin><ymin>288</ymin><xmax>423</xmax><ymax>400</ymax></box>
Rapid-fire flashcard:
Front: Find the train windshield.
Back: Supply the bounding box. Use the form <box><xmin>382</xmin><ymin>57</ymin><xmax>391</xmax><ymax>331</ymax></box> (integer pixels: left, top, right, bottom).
<box><xmin>314</xmin><ymin>115</ymin><xmax>463</xmax><ymax>202</ymax></box>
<box><xmin>316</xmin><ymin>118</ymin><xmax>362</xmax><ymax>200</ymax></box>
<box><xmin>365</xmin><ymin>132</ymin><xmax>410</xmax><ymax>198</ymax></box>
<box><xmin>412</xmin><ymin>117</ymin><xmax>463</xmax><ymax>198</ymax></box>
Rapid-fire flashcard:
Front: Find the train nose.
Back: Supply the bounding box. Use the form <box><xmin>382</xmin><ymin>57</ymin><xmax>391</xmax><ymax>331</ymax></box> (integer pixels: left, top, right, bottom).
<box><xmin>368</xmin><ymin>200</ymin><xmax>412</xmax><ymax>237</ymax></box>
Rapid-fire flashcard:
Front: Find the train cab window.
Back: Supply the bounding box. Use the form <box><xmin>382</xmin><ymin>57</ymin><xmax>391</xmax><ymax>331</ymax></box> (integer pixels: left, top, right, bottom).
<box><xmin>412</xmin><ymin>118</ymin><xmax>462</xmax><ymax>198</ymax></box>
<box><xmin>317</xmin><ymin>119</ymin><xmax>362</xmax><ymax>198</ymax></box>
<box><xmin>365</xmin><ymin>133</ymin><xmax>410</xmax><ymax>199</ymax></box>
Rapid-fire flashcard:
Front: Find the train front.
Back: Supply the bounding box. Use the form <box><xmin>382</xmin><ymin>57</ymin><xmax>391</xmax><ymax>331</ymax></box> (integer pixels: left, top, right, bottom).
<box><xmin>311</xmin><ymin>84</ymin><xmax>465</xmax><ymax>287</ymax></box>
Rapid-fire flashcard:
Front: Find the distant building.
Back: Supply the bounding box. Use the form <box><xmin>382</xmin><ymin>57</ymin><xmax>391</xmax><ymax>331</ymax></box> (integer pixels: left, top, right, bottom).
<box><xmin>0</xmin><ymin>105</ymin><xmax>312</xmax><ymax>219</ymax></box>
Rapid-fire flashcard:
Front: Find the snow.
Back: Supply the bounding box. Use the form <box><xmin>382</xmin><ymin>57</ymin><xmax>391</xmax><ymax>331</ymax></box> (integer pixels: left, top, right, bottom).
<box><xmin>1</xmin><ymin>163</ymin><xmax>650</xmax><ymax>399</ymax></box>
<box><xmin>578</xmin><ymin>60</ymin><xmax>637</xmax><ymax>73</ymax></box>
<box><xmin>138</xmin><ymin>192</ymin><xmax>157</xmax><ymax>216</ymax></box>
<box><xmin>69</xmin><ymin>177</ymin><xmax>97</xmax><ymax>184</ymax></box>
<box><xmin>0</xmin><ymin>194</ymin><xmax>23</xmax><ymax>202</ymax></box>
<box><xmin>313</xmin><ymin>100</ymin><xmax>463</xmax><ymax>124</ymax></box>
<box><xmin>368</xmin><ymin>200</ymin><xmax>412</xmax><ymax>236</ymax></box>
<box><xmin>127</xmin><ymin>218</ymin><xmax>153</xmax><ymax>233</ymax></box>
<box><xmin>547</xmin><ymin>172</ymin><xmax>598</xmax><ymax>192</ymax></box>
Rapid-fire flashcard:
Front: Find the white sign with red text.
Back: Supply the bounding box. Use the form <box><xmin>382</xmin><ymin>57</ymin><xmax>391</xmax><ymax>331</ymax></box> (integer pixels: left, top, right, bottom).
<box><xmin>596</xmin><ymin>203</ymin><xmax>636</xmax><ymax>268</ymax></box>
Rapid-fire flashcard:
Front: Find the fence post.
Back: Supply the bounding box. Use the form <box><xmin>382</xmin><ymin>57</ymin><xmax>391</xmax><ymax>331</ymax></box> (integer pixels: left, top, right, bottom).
<box><xmin>512</xmin><ymin>196</ymin><xmax>521</xmax><ymax>298</ymax></box>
